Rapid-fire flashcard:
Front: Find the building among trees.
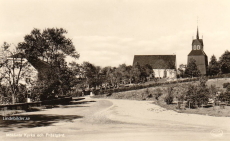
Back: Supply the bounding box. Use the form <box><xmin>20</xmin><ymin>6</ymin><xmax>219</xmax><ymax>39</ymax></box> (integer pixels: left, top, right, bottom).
<box><xmin>133</xmin><ymin>55</ymin><xmax>177</xmax><ymax>78</ymax></box>
<box><xmin>187</xmin><ymin>27</ymin><xmax>208</xmax><ymax>75</ymax></box>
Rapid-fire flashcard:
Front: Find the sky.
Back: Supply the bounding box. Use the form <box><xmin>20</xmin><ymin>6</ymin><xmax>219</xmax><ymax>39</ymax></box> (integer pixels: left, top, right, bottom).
<box><xmin>1</xmin><ymin>0</ymin><xmax>230</xmax><ymax>68</ymax></box>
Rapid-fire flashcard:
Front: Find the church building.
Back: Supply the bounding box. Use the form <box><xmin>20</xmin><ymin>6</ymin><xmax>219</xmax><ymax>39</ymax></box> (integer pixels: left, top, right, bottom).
<box><xmin>133</xmin><ymin>55</ymin><xmax>177</xmax><ymax>79</ymax></box>
<box><xmin>187</xmin><ymin>27</ymin><xmax>208</xmax><ymax>75</ymax></box>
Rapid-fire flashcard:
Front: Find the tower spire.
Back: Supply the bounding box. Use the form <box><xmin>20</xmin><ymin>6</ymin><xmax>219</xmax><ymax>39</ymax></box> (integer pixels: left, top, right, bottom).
<box><xmin>196</xmin><ymin>26</ymin><xmax>199</xmax><ymax>39</ymax></box>
<box><xmin>196</xmin><ymin>16</ymin><xmax>199</xmax><ymax>39</ymax></box>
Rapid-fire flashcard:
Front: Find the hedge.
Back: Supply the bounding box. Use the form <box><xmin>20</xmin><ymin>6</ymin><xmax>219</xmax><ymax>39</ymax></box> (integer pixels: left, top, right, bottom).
<box><xmin>97</xmin><ymin>77</ymin><xmax>200</xmax><ymax>95</ymax></box>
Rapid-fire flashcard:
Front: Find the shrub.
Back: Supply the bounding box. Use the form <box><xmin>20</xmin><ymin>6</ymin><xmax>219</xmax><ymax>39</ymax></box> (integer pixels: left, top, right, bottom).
<box><xmin>164</xmin><ymin>94</ymin><xmax>174</xmax><ymax>105</ymax></box>
<box><xmin>164</xmin><ymin>87</ymin><xmax>174</xmax><ymax>104</ymax></box>
<box><xmin>155</xmin><ymin>88</ymin><xmax>162</xmax><ymax>101</ymax></box>
<box><xmin>223</xmin><ymin>82</ymin><xmax>230</xmax><ymax>88</ymax></box>
<box><xmin>186</xmin><ymin>78</ymin><xmax>210</xmax><ymax>108</ymax></box>
<box><xmin>218</xmin><ymin>91</ymin><xmax>230</xmax><ymax>104</ymax></box>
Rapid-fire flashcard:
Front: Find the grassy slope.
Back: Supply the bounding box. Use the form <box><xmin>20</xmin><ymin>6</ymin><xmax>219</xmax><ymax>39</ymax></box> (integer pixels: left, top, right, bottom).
<box><xmin>97</xmin><ymin>78</ymin><xmax>230</xmax><ymax>117</ymax></box>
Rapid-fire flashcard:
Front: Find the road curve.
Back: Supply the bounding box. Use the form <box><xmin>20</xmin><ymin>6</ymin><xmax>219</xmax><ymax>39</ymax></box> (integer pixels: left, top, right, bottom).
<box><xmin>1</xmin><ymin>96</ymin><xmax>230</xmax><ymax>141</ymax></box>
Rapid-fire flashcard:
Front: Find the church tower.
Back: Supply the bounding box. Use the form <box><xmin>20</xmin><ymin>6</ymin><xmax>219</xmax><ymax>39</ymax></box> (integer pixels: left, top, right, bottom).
<box><xmin>187</xmin><ymin>27</ymin><xmax>208</xmax><ymax>75</ymax></box>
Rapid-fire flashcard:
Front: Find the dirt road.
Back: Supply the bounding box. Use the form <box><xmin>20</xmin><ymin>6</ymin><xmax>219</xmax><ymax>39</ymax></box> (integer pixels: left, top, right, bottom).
<box><xmin>1</xmin><ymin>96</ymin><xmax>230</xmax><ymax>141</ymax></box>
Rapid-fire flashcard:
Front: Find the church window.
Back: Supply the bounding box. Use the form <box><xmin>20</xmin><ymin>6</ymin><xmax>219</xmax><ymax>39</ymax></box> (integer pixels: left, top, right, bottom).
<box><xmin>193</xmin><ymin>45</ymin><xmax>196</xmax><ymax>50</ymax></box>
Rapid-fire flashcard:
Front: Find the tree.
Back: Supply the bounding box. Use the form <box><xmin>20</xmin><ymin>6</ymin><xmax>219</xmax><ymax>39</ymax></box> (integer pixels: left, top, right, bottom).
<box><xmin>18</xmin><ymin>28</ymin><xmax>79</xmax><ymax>62</ymax></box>
<box><xmin>185</xmin><ymin>58</ymin><xmax>200</xmax><ymax>77</ymax></box>
<box><xmin>130</xmin><ymin>62</ymin><xmax>142</xmax><ymax>83</ymax></box>
<box><xmin>82</xmin><ymin>62</ymin><xmax>104</xmax><ymax>89</ymax></box>
<box><xmin>140</xmin><ymin>64</ymin><xmax>153</xmax><ymax>82</ymax></box>
<box><xmin>101</xmin><ymin>66</ymin><xmax>115</xmax><ymax>86</ymax></box>
<box><xmin>177</xmin><ymin>64</ymin><xmax>186</xmax><ymax>78</ymax></box>
<box><xmin>208</xmin><ymin>55</ymin><xmax>220</xmax><ymax>75</ymax></box>
<box><xmin>113</xmin><ymin>64</ymin><xmax>126</xmax><ymax>85</ymax></box>
<box><xmin>18</xmin><ymin>28</ymin><xmax>80</xmax><ymax>97</ymax></box>
<box><xmin>0</xmin><ymin>42</ymin><xmax>34</xmax><ymax>104</ymax></box>
<box><xmin>186</xmin><ymin>77</ymin><xmax>209</xmax><ymax>108</ymax></box>
<box><xmin>219</xmin><ymin>50</ymin><xmax>230</xmax><ymax>74</ymax></box>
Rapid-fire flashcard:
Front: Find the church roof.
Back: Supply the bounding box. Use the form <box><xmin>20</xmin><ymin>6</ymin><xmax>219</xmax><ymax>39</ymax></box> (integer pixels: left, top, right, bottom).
<box><xmin>8</xmin><ymin>53</ymin><xmax>52</xmax><ymax>80</ymax></box>
<box><xmin>192</xmin><ymin>39</ymin><xmax>203</xmax><ymax>46</ymax></box>
<box><xmin>188</xmin><ymin>50</ymin><xmax>207</xmax><ymax>56</ymax></box>
<box><xmin>133</xmin><ymin>55</ymin><xmax>176</xmax><ymax>69</ymax></box>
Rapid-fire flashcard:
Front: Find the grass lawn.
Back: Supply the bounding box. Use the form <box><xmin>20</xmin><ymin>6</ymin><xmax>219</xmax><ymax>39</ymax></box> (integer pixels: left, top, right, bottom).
<box><xmin>206</xmin><ymin>78</ymin><xmax>230</xmax><ymax>91</ymax></box>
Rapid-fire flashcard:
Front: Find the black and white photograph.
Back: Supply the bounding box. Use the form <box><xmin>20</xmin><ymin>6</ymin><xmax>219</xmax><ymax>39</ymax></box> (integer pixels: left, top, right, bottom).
<box><xmin>1</xmin><ymin>0</ymin><xmax>230</xmax><ymax>141</ymax></box>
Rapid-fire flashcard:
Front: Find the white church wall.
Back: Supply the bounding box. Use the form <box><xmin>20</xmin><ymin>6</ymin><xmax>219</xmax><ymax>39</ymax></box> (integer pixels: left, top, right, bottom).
<box><xmin>153</xmin><ymin>69</ymin><xmax>176</xmax><ymax>79</ymax></box>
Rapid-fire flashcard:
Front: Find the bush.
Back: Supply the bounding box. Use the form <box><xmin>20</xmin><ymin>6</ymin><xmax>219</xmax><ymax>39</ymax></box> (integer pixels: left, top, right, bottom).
<box><xmin>155</xmin><ymin>88</ymin><xmax>162</xmax><ymax>101</ymax></box>
<box><xmin>218</xmin><ymin>91</ymin><xmax>230</xmax><ymax>104</ymax></box>
<box><xmin>186</xmin><ymin>79</ymin><xmax>210</xmax><ymax>108</ymax></box>
<box><xmin>164</xmin><ymin>94</ymin><xmax>174</xmax><ymax>105</ymax></box>
<box><xmin>223</xmin><ymin>82</ymin><xmax>230</xmax><ymax>88</ymax></box>
<box><xmin>164</xmin><ymin>87</ymin><xmax>174</xmax><ymax>104</ymax></box>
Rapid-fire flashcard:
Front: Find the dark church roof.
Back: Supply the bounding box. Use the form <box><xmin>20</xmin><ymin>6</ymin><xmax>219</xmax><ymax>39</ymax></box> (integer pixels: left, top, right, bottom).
<box><xmin>133</xmin><ymin>55</ymin><xmax>176</xmax><ymax>69</ymax></box>
<box><xmin>192</xmin><ymin>39</ymin><xmax>203</xmax><ymax>46</ymax></box>
<box><xmin>188</xmin><ymin>50</ymin><xmax>207</xmax><ymax>56</ymax></box>
<box><xmin>8</xmin><ymin>53</ymin><xmax>51</xmax><ymax>80</ymax></box>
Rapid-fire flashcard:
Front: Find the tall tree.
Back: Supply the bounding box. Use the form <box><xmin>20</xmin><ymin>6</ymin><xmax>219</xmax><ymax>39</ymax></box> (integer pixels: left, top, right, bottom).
<box><xmin>219</xmin><ymin>50</ymin><xmax>230</xmax><ymax>74</ymax></box>
<box><xmin>140</xmin><ymin>64</ymin><xmax>153</xmax><ymax>82</ymax></box>
<box><xmin>185</xmin><ymin>58</ymin><xmax>200</xmax><ymax>77</ymax></box>
<box><xmin>82</xmin><ymin>62</ymin><xmax>104</xmax><ymax>89</ymax></box>
<box><xmin>130</xmin><ymin>62</ymin><xmax>142</xmax><ymax>83</ymax></box>
<box><xmin>208</xmin><ymin>55</ymin><xmax>220</xmax><ymax>76</ymax></box>
<box><xmin>18</xmin><ymin>28</ymin><xmax>79</xmax><ymax>62</ymax></box>
<box><xmin>0</xmin><ymin>42</ymin><xmax>34</xmax><ymax>104</ymax></box>
<box><xmin>101</xmin><ymin>66</ymin><xmax>114</xmax><ymax>86</ymax></box>
<box><xmin>18</xmin><ymin>28</ymin><xmax>80</xmax><ymax>97</ymax></box>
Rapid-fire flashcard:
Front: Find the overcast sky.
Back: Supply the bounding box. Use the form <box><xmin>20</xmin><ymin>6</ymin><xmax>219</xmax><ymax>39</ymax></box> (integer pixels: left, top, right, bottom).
<box><xmin>1</xmin><ymin>0</ymin><xmax>230</xmax><ymax>68</ymax></box>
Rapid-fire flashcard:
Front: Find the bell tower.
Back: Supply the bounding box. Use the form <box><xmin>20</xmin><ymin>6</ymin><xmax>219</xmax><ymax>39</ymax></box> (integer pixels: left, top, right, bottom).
<box><xmin>188</xmin><ymin>26</ymin><xmax>208</xmax><ymax>75</ymax></box>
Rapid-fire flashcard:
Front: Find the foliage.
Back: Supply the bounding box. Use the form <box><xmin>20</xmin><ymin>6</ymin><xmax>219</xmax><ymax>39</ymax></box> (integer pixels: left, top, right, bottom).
<box><xmin>130</xmin><ymin>62</ymin><xmax>142</xmax><ymax>83</ymax></box>
<box><xmin>208</xmin><ymin>55</ymin><xmax>220</xmax><ymax>76</ymax></box>
<box><xmin>185</xmin><ymin>58</ymin><xmax>201</xmax><ymax>77</ymax></box>
<box><xmin>164</xmin><ymin>87</ymin><xmax>174</xmax><ymax>104</ymax></box>
<box><xmin>223</xmin><ymin>82</ymin><xmax>230</xmax><ymax>88</ymax></box>
<box><xmin>209</xmin><ymin>84</ymin><xmax>218</xmax><ymax>99</ymax></box>
<box><xmin>219</xmin><ymin>50</ymin><xmax>230</xmax><ymax>74</ymax></box>
<box><xmin>199</xmin><ymin>76</ymin><xmax>208</xmax><ymax>87</ymax></box>
<box><xmin>18</xmin><ymin>28</ymin><xmax>79</xmax><ymax>61</ymax></box>
<box><xmin>155</xmin><ymin>88</ymin><xmax>162</xmax><ymax>100</ymax></box>
<box><xmin>173</xmin><ymin>84</ymin><xmax>187</xmax><ymax>102</ymax></box>
<box><xmin>140</xmin><ymin>64</ymin><xmax>153</xmax><ymax>82</ymax></box>
<box><xmin>0</xmin><ymin>42</ymin><xmax>35</xmax><ymax>104</ymax></box>
<box><xmin>177</xmin><ymin>64</ymin><xmax>186</xmax><ymax>78</ymax></box>
<box><xmin>218</xmin><ymin>83</ymin><xmax>230</xmax><ymax>103</ymax></box>
<box><xmin>17</xmin><ymin>28</ymin><xmax>80</xmax><ymax>99</ymax></box>
<box><xmin>82</xmin><ymin>62</ymin><xmax>105</xmax><ymax>88</ymax></box>
<box><xmin>186</xmin><ymin>77</ymin><xmax>210</xmax><ymax>108</ymax></box>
